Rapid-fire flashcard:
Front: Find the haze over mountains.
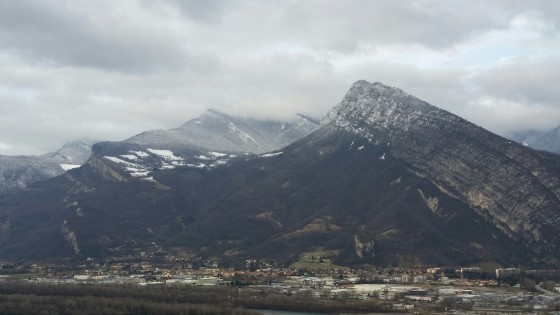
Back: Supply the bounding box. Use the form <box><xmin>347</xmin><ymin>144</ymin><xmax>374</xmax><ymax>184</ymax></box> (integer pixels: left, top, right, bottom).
<box><xmin>127</xmin><ymin>109</ymin><xmax>319</xmax><ymax>154</ymax></box>
<box><xmin>511</xmin><ymin>127</ymin><xmax>560</xmax><ymax>154</ymax></box>
<box><xmin>0</xmin><ymin>81</ymin><xmax>559</xmax><ymax>269</ymax></box>
<box><xmin>0</xmin><ymin>111</ymin><xmax>319</xmax><ymax>194</ymax></box>
<box><xmin>2</xmin><ymin>101</ymin><xmax>559</xmax><ymax>196</ymax></box>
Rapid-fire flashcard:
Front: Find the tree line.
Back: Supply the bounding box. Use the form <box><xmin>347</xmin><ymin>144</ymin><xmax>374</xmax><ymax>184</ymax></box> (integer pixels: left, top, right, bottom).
<box><xmin>0</xmin><ymin>282</ymin><xmax>394</xmax><ymax>314</ymax></box>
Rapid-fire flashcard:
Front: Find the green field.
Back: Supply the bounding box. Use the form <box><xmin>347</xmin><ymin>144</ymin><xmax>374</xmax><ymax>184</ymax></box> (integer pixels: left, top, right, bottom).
<box><xmin>289</xmin><ymin>248</ymin><xmax>348</xmax><ymax>270</ymax></box>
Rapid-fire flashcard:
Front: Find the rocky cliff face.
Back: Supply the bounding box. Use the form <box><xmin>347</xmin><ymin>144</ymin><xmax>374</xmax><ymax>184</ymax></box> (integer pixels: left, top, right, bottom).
<box><xmin>325</xmin><ymin>80</ymin><xmax>560</xmax><ymax>263</ymax></box>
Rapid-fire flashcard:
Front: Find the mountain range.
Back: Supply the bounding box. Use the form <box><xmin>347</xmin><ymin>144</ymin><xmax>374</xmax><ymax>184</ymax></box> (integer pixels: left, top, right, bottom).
<box><xmin>127</xmin><ymin>109</ymin><xmax>319</xmax><ymax>154</ymax></box>
<box><xmin>0</xmin><ymin>140</ymin><xmax>95</xmax><ymax>194</ymax></box>
<box><xmin>511</xmin><ymin>126</ymin><xmax>560</xmax><ymax>154</ymax></box>
<box><xmin>0</xmin><ymin>111</ymin><xmax>319</xmax><ymax>194</ymax></box>
<box><xmin>0</xmin><ymin>81</ymin><xmax>559</xmax><ymax>269</ymax></box>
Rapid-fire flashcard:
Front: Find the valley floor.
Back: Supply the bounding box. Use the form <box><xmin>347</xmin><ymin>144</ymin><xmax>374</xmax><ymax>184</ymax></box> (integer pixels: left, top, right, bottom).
<box><xmin>1</xmin><ymin>262</ymin><xmax>559</xmax><ymax>314</ymax></box>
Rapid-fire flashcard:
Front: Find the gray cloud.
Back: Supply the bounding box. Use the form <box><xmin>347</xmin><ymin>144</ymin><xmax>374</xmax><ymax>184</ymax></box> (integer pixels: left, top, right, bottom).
<box><xmin>276</xmin><ymin>1</ymin><xmax>509</xmax><ymax>51</ymax></box>
<box><xmin>454</xmin><ymin>55</ymin><xmax>560</xmax><ymax>134</ymax></box>
<box><xmin>506</xmin><ymin>0</ymin><xmax>560</xmax><ymax>34</ymax></box>
<box><xmin>472</xmin><ymin>55</ymin><xmax>560</xmax><ymax>107</ymax></box>
<box><xmin>0</xmin><ymin>0</ymin><xmax>190</xmax><ymax>73</ymax></box>
<box><xmin>165</xmin><ymin>0</ymin><xmax>236</xmax><ymax>24</ymax></box>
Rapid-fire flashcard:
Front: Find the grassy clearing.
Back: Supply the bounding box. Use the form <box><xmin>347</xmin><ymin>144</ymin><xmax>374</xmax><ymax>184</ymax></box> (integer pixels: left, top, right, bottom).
<box><xmin>290</xmin><ymin>247</ymin><xmax>348</xmax><ymax>270</ymax></box>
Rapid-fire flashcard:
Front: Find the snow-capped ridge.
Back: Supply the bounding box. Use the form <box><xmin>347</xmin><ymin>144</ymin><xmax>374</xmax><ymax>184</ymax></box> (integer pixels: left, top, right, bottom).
<box><xmin>101</xmin><ymin>146</ymin><xmax>245</xmax><ymax>183</ymax></box>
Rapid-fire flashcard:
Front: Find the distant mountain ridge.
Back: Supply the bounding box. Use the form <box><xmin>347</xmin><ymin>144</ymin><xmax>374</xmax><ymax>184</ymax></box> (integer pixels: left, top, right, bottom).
<box><xmin>91</xmin><ymin>109</ymin><xmax>319</xmax><ymax>183</ymax></box>
<box><xmin>0</xmin><ymin>156</ymin><xmax>62</xmax><ymax>193</ymax></box>
<box><xmin>42</xmin><ymin>139</ymin><xmax>96</xmax><ymax>165</ymax></box>
<box><xmin>0</xmin><ymin>140</ymin><xmax>96</xmax><ymax>194</ymax></box>
<box><xmin>126</xmin><ymin>109</ymin><xmax>319</xmax><ymax>154</ymax></box>
<box><xmin>511</xmin><ymin>126</ymin><xmax>560</xmax><ymax>154</ymax></box>
<box><xmin>0</xmin><ymin>111</ymin><xmax>319</xmax><ymax>193</ymax></box>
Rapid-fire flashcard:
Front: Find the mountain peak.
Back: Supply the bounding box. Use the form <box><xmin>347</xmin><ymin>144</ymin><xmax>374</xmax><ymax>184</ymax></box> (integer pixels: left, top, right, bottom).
<box><xmin>319</xmin><ymin>80</ymin><xmax>560</xmax><ymax>261</ymax></box>
<box><xmin>350</xmin><ymin>80</ymin><xmax>390</xmax><ymax>90</ymax></box>
<box><xmin>323</xmin><ymin>80</ymin><xmax>438</xmax><ymax>144</ymax></box>
<box><xmin>347</xmin><ymin>80</ymin><xmax>406</xmax><ymax>100</ymax></box>
<box><xmin>126</xmin><ymin>108</ymin><xmax>319</xmax><ymax>154</ymax></box>
<box><xmin>204</xmin><ymin>108</ymin><xmax>232</xmax><ymax>118</ymax></box>
<box><xmin>179</xmin><ymin>109</ymin><xmax>234</xmax><ymax>128</ymax></box>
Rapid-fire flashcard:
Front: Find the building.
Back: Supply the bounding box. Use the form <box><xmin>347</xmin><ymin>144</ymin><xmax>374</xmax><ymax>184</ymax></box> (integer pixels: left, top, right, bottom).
<box><xmin>413</xmin><ymin>275</ymin><xmax>427</xmax><ymax>283</ymax></box>
<box><xmin>401</xmin><ymin>275</ymin><xmax>410</xmax><ymax>283</ymax></box>
<box><xmin>496</xmin><ymin>268</ymin><xmax>521</xmax><ymax>278</ymax></box>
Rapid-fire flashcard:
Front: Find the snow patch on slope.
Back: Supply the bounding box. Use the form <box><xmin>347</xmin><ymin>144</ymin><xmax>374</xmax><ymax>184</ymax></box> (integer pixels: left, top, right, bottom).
<box><xmin>209</xmin><ymin>151</ymin><xmax>227</xmax><ymax>157</ymax></box>
<box><xmin>103</xmin><ymin>147</ymin><xmax>242</xmax><ymax>184</ymax></box>
<box><xmin>147</xmin><ymin>149</ymin><xmax>183</xmax><ymax>161</ymax></box>
<box><xmin>131</xmin><ymin>151</ymin><xmax>150</xmax><ymax>158</ymax></box>
<box><xmin>260</xmin><ymin>152</ymin><xmax>283</xmax><ymax>158</ymax></box>
<box><xmin>60</xmin><ymin>164</ymin><xmax>81</xmax><ymax>171</ymax></box>
<box><xmin>104</xmin><ymin>156</ymin><xmax>138</xmax><ymax>167</ymax></box>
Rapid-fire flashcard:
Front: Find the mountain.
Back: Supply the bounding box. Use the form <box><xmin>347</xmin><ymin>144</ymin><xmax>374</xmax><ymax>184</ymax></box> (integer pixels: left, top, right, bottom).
<box><xmin>509</xmin><ymin>130</ymin><xmax>545</xmax><ymax>147</ymax></box>
<box><xmin>126</xmin><ymin>109</ymin><xmax>320</xmax><ymax>154</ymax></box>
<box><xmin>0</xmin><ymin>81</ymin><xmax>559</xmax><ymax>269</ymax></box>
<box><xmin>509</xmin><ymin>126</ymin><xmax>560</xmax><ymax>154</ymax></box>
<box><xmin>42</xmin><ymin>139</ymin><xmax>97</xmax><ymax>166</ymax></box>
<box><xmin>0</xmin><ymin>156</ymin><xmax>63</xmax><ymax>193</ymax></box>
<box><xmin>321</xmin><ymin>81</ymin><xmax>560</xmax><ymax>264</ymax></box>
<box><xmin>0</xmin><ymin>140</ymin><xmax>96</xmax><ymax>194</ymax></box>
<box><xmin>532</xmin><ymin>126</ymin><xmax>560</xmax><ymax>153</ymax></box>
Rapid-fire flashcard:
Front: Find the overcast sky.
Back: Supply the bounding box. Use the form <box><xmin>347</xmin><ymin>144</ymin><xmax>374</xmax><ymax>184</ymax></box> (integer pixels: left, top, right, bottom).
<box><xmin>1</xmin><ymin>0</ymin><xmax>559</xmax><ymax>155</ymax></box>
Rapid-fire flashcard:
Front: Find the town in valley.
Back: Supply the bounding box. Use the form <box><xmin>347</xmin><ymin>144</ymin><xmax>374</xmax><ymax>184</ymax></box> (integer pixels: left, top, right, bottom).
<box><xmin>2</xmin><ymin>254</ymin><xmax>560</xmax><ymax>314</ymax></box>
